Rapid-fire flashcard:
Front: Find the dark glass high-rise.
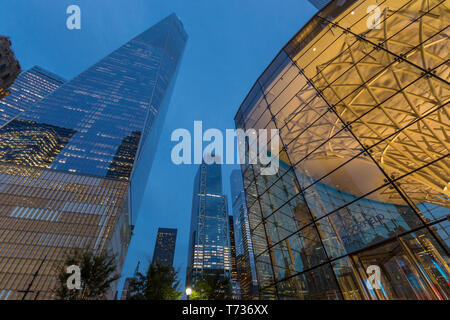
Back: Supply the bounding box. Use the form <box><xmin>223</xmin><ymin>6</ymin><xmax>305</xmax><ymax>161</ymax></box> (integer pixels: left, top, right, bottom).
<box><xmin>152</xmin><ymin>228</ymin><xmax>177</xmax><ymax>268</ymax></box>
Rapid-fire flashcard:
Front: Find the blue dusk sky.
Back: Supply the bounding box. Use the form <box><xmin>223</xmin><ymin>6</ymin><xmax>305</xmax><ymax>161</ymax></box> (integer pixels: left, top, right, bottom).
<box><xmin>0</xmin><ymin>0</ymin><xmax>316</xmax><ymax>295</ymax></box>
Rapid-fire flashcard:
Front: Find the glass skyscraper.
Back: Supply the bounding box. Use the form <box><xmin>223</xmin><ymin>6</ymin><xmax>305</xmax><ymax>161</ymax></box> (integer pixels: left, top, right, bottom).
<box><xmin>186</xmin><ymin>161</ymin><xmax>232</xmax><ymax>288</ymax></box>
<box><xmin>0</xmin><ymin>66</ymin><xmax>66</xmax><ymax>128</ymax></box>
<box><xmin>235</xmin><ymin>0</ymin><xmax>449</xmax><ymax>300</ymax></box>
<box><xmin>152</xmin><ymin>227</ymin><xmax>177</xmax><ymax>268</ymax></box>
<box><xmin>230</xmin><ymin>169</ymin><xmax>258</xmax><ymax>299</ymax></box>
<box><xmin>0</xmin><ymin>14</ymin><xmax>187</xmax><ymax>300</ymax></box>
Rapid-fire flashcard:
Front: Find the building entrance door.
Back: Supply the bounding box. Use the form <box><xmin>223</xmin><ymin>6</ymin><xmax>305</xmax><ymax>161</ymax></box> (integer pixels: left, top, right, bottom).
<box><xmin>350</xmin><ymin>237</ymin><xmax>445</xmax><ymax>300</ymax></box>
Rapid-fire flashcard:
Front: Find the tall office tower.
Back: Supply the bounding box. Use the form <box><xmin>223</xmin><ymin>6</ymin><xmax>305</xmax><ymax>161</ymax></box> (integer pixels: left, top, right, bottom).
<box><xmin>230</xmin><ymin>170</ymin><xmax>258</xmax><ymax>300</ymax></box>
<box><xmin>228</xmin><ymin>215</ymin><xmax>240</xmax><ymax>299</ymax></box>
<box><xmin>0</xmin><ymin>14</ymin><xmax>187</xmax><ymax>300</ymax></box>
<box><xmin>0</xmin><ymin>35</ymin><xmax>21</xmax><ymax>99</ymax></box>
<box><xmin>235</xmin><ymin>0</ymin><xmax>449</xmax><ymax>300</ymax></box>
<box><xmin>152</xmin><ymin>228</ymin><xmax>177</xmax><ymax>267</ymax></box>
<box><xmin>186</xmin><ymin>161</ymin><xmax>232</xmax><ymax>288</ymax></box>
<box><xmin>0</xmin><ymin>66</ymin><xmax>66</xmax><ymax>127</ymax></box>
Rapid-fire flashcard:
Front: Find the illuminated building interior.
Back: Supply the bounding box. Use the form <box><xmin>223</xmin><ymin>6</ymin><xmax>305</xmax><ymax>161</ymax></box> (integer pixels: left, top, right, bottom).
<box><xmin>235</xmin><ymin>0</ymin><xmax>449</xmax><ymax>300</ymax></box>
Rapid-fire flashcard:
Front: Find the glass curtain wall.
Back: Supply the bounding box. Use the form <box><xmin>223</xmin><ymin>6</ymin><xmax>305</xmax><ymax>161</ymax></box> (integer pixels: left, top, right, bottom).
<box><xmin>235</xmin><ymin>0</ymin><xmax>449</xmax><ymax>300</ymax></box>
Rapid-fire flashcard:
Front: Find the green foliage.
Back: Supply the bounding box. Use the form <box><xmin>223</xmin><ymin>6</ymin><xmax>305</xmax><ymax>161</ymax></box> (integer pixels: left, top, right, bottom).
<box><xmin>54</xmin><ymin>250</ymin><xmax>119</xmax><ymax>300</ymax></box>
<box><xmin>128</xmin><ymin>263</ymin><xmax>182</xmax><ymax>300</ymax></box>
<box><xmin>190</xmin><ymin>272</ymin><xmax>232</xmax><ymax>300</ymax></box>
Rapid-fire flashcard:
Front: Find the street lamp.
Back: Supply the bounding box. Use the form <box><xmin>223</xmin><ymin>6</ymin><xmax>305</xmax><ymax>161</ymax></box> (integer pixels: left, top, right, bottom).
<box><xmin>185</xmin><ymin>287</ymin><xmax>192</xmax><ymax>300</ymax></box>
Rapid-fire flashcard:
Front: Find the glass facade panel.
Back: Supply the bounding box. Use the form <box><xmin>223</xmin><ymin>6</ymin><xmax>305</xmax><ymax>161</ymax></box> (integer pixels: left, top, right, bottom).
<box><xmin>250</xmin><ymin>223</ymin><xmax>267</xmax><ymax>257</ymax></box>
<box><xmin>259</xmin><ymin>51</ymin><xmax>290</xmax><ymax>91</ymax></box>
<box><xmin>394</xmin><ymin>155</ymin><xmax>449</xmax><ymax>223</ymax></box>
<box><xmin>331</xmin><ymin>257</ymin><xmax>364</xmax><ymax>300</ymax></box>
<box><xmin>277</xmin><ymin>264</ymin><xmax>342</xmax><ymax>300</ymax></box>
<box><xmin>301</xmin><ymin>156</ymin><xmax>389</xmax><ymax>218</ymax></box>
<box><xmin>401</xmin><ymin>229</ymin><xmax>450</xmax><ymax>299</ymax></box>
<box><xmin>280</xmin><ymin>95</ymin><xmax>332</xmax><ymax>150</ymax></box>
<box><xmin>318</xmin><ymin>185</ymin><xmax>423</xmax><ymax>255</ymax></box>
<box><xmin>431</xmin><ymin>220</ymin><xmax>450</xmax><ymax>248</ymax></box>
<box><xmin>266</xmin><ymin>193</ymin><xmax>312</xmax><ymax>235</ymax></box>
<box><xmin>247</xmin><ymin>201</ymin><xmax>263</xmax><ymax>232</ymax></box>
<box><xmin>268</xmin><ymin>224</ymin><xmax>328</xmax><ymax>279</ymax></box>
<box><xmin>255</xmin><ymin>251</ymin><xmax>275</xmax><ymax>291</ymax></box>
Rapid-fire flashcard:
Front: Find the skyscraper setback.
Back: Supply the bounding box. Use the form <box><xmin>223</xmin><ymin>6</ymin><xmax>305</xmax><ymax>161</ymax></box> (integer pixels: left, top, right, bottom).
<box><xmin>0</xmin><ymin>14</ymin><xmax>187</xmax><ymax>300</ymax></box>
<box><xmin>186</xmin><ymin>160</ymin><xmax>232</xmax><ymax>288</ymax></box>
<box><xmin>152</xmin><ymin>228</ymin><xmax>177</xmax><ymax>268</ymax></box>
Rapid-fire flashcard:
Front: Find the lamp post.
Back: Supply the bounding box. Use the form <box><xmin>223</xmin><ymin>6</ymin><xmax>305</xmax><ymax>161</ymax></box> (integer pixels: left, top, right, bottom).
<box><xmin>185</xmin><ymin>287</ymin><xmax>192</xmax><ymax>300</ymax></box>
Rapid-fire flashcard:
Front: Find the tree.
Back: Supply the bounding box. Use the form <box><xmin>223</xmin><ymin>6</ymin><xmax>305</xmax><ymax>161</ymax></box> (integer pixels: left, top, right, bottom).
<box><xmin>54</xmin><ymin>250</ymin><xmax>119</xmax><ymax>300</ymax></box>
<box><xmin>190</xmin><ymin>272</ymin><xmax>232</xmax><ymax>300</ymax></box>
<box><xmin>128</xmin><ymin>263</ymin><xmax>182</xmax><ymax>300</ymax></box>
